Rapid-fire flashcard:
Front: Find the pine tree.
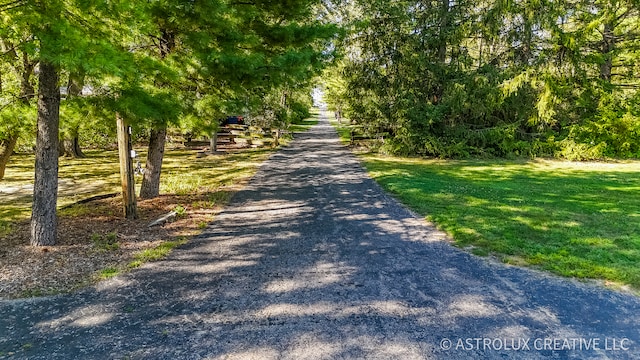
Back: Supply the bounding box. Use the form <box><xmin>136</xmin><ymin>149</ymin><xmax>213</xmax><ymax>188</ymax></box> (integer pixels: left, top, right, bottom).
<box><xmin>0</xmin><ymin>22</ymin><xmax>37</xmax><ymax>179</ymax></box>
<box><xmin>136</xmin><ymin>0</ymin><xmax>337</xmax><ymax>198</ymax></box>
<box><xmin>3</xmin><ymin>0</ymin><xmax>148</xmax><ymax>245</ymax></box>
<box><xmin>59</xmin><ymin>71</ymin><xmax>86</xmax><ymax>158</ymax></box>
<box><xmin>334</xmin><ymin>0</ymin><xmax>639</xmax><ymax>158</ymax></box>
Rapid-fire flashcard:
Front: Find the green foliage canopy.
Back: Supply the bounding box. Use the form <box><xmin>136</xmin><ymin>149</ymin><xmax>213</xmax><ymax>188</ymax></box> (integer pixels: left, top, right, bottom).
<box><xmin>330</xmin><ymin>0</ymin><xmax>640</xmax><ymax>159</ymax></box>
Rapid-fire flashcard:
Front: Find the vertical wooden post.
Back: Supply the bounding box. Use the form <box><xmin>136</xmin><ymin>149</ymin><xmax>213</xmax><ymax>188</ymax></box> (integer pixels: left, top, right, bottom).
<box><xmin>116</xmin><ymin>113</ymin><xmax>138</xmax><ymax>219</ymax></box>
<box><xmin>210</xmin><ymin>131</ymin><xmax>218</xmax><ymax>154</ymax></box>
<box><xmin>274</xmin><ymin>129</ymin><xmax>281</xmax><ymax>147</ymax></box>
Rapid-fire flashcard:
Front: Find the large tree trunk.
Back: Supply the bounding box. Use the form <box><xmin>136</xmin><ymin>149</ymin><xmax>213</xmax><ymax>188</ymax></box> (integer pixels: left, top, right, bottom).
<box><xmin>30</xmin><ymin>61</ymin><xmax>60</xmax><ymax>246</ymax></box>
<box><xmin>139</xmin><ymin>127</ymin><xmax>167</xmax><ymax>199</ymax></box>
<box><xmin>437</xmin><ymin>0</ymin><xmax>450</xmax><ymax>64</ymax></box>
<box><xmin>0</xmin><ymin>134</ymin><xmax>19</xmax><ymax>180</ymax></box>
<box><xmin>600</xmin><ymin>22</ymin><xmax>615</xmax><ymax>82</ymax></box>
<box><xmin>61</xmin><ymin>126</ymin><xmax>85</xmax><ymax>158</ymax></box>
<box><xmin>137</xmin><ymin>29</ymin><xmax>175</xmax><ymax>200</ymax></box>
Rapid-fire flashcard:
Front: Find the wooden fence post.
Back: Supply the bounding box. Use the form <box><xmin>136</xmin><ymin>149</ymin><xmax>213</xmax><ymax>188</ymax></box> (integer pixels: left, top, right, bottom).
<box><xmin>116</xmin><ymin>113</ymin><xmax>138</xmax><ymax>219</ymax></box>
<box><xmin>210</xmin><ymin>131</ymin><xmax>218</xmax><ymax>154</ymax></box>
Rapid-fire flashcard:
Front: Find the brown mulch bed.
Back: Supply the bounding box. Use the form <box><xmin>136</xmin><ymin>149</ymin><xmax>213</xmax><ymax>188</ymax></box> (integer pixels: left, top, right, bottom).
<box><xmin>0</xmin><ymin>190</ymin><xmax>234</xmax><ymax>300</ymax></box>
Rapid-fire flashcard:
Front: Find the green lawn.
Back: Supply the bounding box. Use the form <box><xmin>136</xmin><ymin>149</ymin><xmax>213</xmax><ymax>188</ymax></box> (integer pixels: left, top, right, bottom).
<box><xmin>362</xmin><ymin>155</ymin><xmax>640</xmax><ymax>292</ymax></box>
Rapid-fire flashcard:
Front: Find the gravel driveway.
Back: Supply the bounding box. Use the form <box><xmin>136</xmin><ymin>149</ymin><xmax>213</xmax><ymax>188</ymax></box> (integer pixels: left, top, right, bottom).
<box><xmin>0</xmin><ymin>113</ymin><xmax>638</xmax><ymax>359</ymax></box>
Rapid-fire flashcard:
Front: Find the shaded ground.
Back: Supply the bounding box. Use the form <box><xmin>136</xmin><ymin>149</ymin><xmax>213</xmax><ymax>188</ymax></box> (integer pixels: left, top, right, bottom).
<box><xmin>0</xmin><ymin>113</ymin><xmax>638</xmax><ymax>359</ymax></box>
<box><xmin>0</xmin><ymin>193</ymin><xmax>226</xmax><ymax>299</ymax></box>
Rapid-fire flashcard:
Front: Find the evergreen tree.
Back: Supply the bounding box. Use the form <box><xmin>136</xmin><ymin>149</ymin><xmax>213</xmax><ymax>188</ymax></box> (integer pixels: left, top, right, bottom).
<box><xmin>135</xmin><ymin>0</ymin><xmax>337</xmax><ymax>198</ymax></box>
<box><xmin>2</xmin><ymin>0</ymin><xmax>337</xmax><ymax>244</ymax></box>
<box><xmin>3</xmin><ymin>0</ymin><xmax>146</xmax><ymax>245</ymax></box>
<box><xmin>0</xmin><ymin>18</ymin><xmax>37</xmax><ymax>179</ymax></box>
<box><xmin>59</xmin><ymin>71</ymin><xmax>87</xmax><ymax>158</ymax></box>
<box><xmin>334</xmin><ymin>0</ymin><xmax>640</xmax><ymax>159</ymax></box>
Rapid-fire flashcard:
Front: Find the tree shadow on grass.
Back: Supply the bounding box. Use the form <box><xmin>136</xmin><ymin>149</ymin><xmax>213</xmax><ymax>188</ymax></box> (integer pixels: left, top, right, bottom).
<box><xmin>366</xmin><ymin>157</ymin><xmax>640</xmax><ymax>291</ymax></box>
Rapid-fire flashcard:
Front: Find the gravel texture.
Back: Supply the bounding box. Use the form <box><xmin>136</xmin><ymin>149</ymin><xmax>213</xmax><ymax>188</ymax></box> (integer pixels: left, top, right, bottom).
<box><xmin>0</xmin><ymin>113</ymin><xmax>639</xmax><ymax>359</ymax></box>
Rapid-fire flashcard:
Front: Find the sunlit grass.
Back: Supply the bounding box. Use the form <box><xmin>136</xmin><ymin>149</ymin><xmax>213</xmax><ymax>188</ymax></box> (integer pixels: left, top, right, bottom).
<box><xmin>162</xmin><ymin>149</ymin><xmax>272</xmax><ymax>193</ymax></box>
<box><xmin>362</xmin><ymin>155</ymin><xmax>640</xmax><ymax>292</ymax></box>
<box><xmin>98</xmin><ymin>267</ymin><xmax>119</xmax><ymax>280</ymax></box>
<box><xmin>328</xmin><ymin>113</ymin><xmax>353</xmax><ymax>145</ymax></box>
<box><xmin>0</xmin><ymin>147</ymin><xmax>273</xmax><ymax>225</ymax></box>
<box><xmin>1</xmin><ymin>150</ymin><xmax>123</xmax><ymax>225</ymax></box>
<box><xmin>1</xmin><ymin>128</ymin><xmax>283</xmax><ymax>298</ymax></box>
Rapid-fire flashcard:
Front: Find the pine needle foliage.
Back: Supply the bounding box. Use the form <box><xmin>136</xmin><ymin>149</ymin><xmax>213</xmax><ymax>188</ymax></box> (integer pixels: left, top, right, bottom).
<box><xmin>328</xmin><ymin>0</ymin><xmax>640</xmax><ymax>159</ymax></box>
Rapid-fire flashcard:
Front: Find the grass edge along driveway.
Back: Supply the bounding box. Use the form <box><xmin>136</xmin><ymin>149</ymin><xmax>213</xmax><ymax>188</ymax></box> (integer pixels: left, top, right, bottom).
<box><xmin>361</xmin><ymin>155</ymin><xmax>640</xmax><ymax>294</ymax></box>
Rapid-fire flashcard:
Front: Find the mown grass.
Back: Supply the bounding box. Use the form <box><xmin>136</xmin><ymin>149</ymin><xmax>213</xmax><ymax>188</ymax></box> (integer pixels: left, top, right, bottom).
<box><xmin>2</xmin><ymin>121</ymin><xmax>314</xmax><ymax>298</ymax></box>
<box><xmin>1</xmin><ymin>146</ymin><xmax>273</xmax><ymax>226</ymax></box>
<box><xmin>327</xmin><ymin>114</ymin><xmax>353</xmax><ymax>144</ymax></box>
<box><xmin>159</xmin><ymin>148</ymin><xmax>272</xmax><ymax>195</ymax></box>
<box><xmin>362</xmin><ymin>155</ymin><xmax>640</xmax><ymax>291</ymax></box>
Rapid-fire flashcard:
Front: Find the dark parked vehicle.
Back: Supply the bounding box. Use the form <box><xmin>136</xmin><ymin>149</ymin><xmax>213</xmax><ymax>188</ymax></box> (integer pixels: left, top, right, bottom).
<box><xmin>221</xmin><ymin>116</ymin><xmax>244</xmax><ymax>126</ymax></box>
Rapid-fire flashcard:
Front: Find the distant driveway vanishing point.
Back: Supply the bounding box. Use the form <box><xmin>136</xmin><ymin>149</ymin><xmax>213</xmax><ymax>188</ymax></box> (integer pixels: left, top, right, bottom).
<box><xmin>1</xmin><ymin>112</ymin><xmax>639</xmax><ymax>359</ymax></box>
